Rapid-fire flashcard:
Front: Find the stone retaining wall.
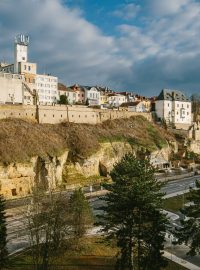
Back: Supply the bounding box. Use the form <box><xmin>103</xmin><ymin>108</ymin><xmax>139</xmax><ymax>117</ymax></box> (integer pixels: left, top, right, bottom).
<box><xmin>0</xmin><ymin>104</ymin><xmax>152</xmax><ymax>124</ymax></box>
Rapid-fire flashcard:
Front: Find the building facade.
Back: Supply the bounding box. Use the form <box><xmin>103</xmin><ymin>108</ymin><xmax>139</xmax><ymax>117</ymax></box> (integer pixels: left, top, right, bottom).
<box><xmin>0</xmin><ymin>72</ymin><xmax>23</xmax><ymax>104</ymax></box>
<box><xmin>84</xmin><ymin>86</ymin><xmax>100</xmax><ymax>106</ymax></box>
<box><xmin>155</xmin><ymin>89</ymin><xmax>192</xmax><ymax>130</ymax></box>
<box><xmin>0</xmin><ymin>34</ymin><xmax>59</xmax><ymax>105</ymax></box>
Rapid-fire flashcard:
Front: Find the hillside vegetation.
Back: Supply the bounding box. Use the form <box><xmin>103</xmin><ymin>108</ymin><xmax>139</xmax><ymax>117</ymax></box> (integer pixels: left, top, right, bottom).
<box><xmin>0</xmin><ymin>116</ymin><xmax>174</xmax><ymax>164</ymax></box>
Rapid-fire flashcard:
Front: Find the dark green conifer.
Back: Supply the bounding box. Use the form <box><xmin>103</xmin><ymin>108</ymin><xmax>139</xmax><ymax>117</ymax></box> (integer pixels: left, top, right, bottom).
<box><xmin>175</xmin><ymin>180</ymin><xmax>200</xmax><ymax>256</ymax></box>
<box><xmin>69</xmin><ymin>188</ymin><xmax>93</xmax><ymax>239</ymax></box>
<box><xmin>99</xmin><ymin>153</ymin><xmax>168</xmax><ymax>270</ymax></box>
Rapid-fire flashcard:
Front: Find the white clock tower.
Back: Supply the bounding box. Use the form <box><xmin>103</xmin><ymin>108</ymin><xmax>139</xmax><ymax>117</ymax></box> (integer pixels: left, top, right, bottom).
<box><xmin>14</xmin><ymin>34</ymin><xmax>30</xmax><ymax>73</ymax></box>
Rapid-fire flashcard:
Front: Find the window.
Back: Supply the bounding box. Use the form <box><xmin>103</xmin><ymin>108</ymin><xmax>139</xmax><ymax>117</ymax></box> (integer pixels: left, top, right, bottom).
<box><xmin>28</xmin><ymin>66</ymin><xmax>31</xmax><ymax>71</ymax></box>
<box><xmin>11</xmin><ymin>188</ymin><xmax>17</xmax><ymax>196</ymax></box>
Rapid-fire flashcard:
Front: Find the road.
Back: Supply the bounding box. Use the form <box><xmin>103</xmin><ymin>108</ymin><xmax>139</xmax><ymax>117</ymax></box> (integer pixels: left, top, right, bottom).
<box><xmin>6</xmin><ymin>174</ymin><xmax>200</xmax><ymax>267</ymax></box>
<box><xmin>162</xmin><ymin>175</ymin><xmax>199</xmax><ymax>197</ymax></box>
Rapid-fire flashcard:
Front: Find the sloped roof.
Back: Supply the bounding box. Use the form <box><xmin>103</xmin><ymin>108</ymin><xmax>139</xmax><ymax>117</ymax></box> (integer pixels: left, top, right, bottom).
<box><xmin>120</xmin><ymin>101</ymin><xmax>141</xmax><ymax>107</ymax></box>
<box><xmin>58</xmin><ymin>83</ymin><xmax>67</xmax><ymax>91</ymax></box>
<box><xmin>157</xmin><ymin>89</ymin><xmax>190</xmax><ymax>101</ymax></box>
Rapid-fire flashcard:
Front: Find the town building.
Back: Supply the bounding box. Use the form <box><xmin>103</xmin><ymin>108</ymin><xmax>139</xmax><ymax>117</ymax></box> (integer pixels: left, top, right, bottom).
<box><xmin>107</xmin><ymin>93</ymin><xmax>127</xmax><ymax>107</ymax></box>
<box><xmin>70</xmin><ymin>84</ymin><xmax>85</xmax><ymax>104</ymax></box>
<box><xmin>0</xmin><ymin>72</ymin><xmax>23</xmax><ymax>104</ymax></box>
<box><xmin>36</xmin><ymin>74</ymin><xmax>58</xmax><ymax>105</ymax></box>
<box><xmin>125</xmin><ymin>101</ymin><xmax>147</xmax><ymax>112</ymax></box>
<box><xmin>84</xmin><ymin>86</ymin><xmax>100</xmax><ymax>106</ymax></box>
<box><xmin>0</xmin><ymin>34</ymin><xmax>58</xmax><ymax>105</ymax></box>
<box><xmin>155</xmin><ymin>89</ymin><xmax>192</xmax><ymax>130</ymax></box>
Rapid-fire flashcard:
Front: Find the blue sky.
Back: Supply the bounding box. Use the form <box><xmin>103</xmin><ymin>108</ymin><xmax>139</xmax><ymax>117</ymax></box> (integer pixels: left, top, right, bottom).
<box><xmin>0</xmin><ymin>0</ymin><xmax>200</xmax><ymax>96</ymax></box>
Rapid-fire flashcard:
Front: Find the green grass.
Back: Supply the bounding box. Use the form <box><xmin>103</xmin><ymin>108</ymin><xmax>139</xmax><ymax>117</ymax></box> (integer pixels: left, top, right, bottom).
<box><xmin>163</xmin><ymin>194</ymin><xmax>189</xmax><ymax>213</ymax></box>
<box><xmin>8</xmin><ymin>237</ymin><xmax>187</xmax><ymax>270</ymax></box>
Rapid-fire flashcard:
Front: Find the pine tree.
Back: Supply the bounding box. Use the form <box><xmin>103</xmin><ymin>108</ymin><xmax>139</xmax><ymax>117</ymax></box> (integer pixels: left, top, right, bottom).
<box><xmin>69</xmin><ymin>188</ymin><xmax>93</xmax><ymax>240</ymax></box>
<box><xmin>0</xmin><ymin>195</ymin><xmax>8</xmax><ymax>270</ymax></box>
<box><xmin>175</xmin><ymin>180</ymin><xmax>200</xmax><ymax>256</ymax></box>
<box><xmin>59</xmin><ymin>95</ymin><xmax>68</xmax><ymax>105</ymax></box>
<box><xmin>99</xmin><ymin>153</ymin><xmax>168</xmax><ymax>270</ymax></box>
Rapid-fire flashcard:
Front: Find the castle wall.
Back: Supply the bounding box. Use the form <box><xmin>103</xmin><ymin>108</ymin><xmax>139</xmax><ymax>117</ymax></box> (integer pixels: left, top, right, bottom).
<box><xmin>0</xmin><ymin>104</ymin><xmax>152</xmax><ymax>124</ymax></box>
<box><xmin>0</xmin><ymin>104</ymin><xmax>36</xmax><ymax>121</ymax></box>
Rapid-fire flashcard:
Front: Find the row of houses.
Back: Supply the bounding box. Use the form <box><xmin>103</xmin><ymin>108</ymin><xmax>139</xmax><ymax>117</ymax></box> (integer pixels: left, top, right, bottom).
<box><xmin>58</xmin><ymin>83</ymin><xmax>152</xmax><ymax>111</ymax></box>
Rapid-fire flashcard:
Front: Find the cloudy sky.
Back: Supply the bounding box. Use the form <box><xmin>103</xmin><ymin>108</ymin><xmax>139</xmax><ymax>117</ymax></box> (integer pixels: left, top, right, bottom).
<box><xmin>0</xmin><ymin>0</ymin><xmax>200</xmax><ymax>96</ymax></box>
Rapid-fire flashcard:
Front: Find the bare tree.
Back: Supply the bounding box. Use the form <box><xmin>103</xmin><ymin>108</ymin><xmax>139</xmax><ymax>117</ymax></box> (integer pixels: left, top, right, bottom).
<box><xmin>24</xmin><ymin>188</ymin><xmax>70</xmax><ymax>270</ymax></box>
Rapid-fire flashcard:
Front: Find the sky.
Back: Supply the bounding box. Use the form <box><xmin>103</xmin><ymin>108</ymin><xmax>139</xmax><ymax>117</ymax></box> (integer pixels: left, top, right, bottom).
<box><xmin>0</xmin><ymin>0</ymin><xmax>200</xmax><ymax>96</ymax></box>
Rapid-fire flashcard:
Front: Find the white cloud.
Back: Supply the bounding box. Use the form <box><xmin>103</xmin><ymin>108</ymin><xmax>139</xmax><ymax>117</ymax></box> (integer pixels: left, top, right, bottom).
<box><xmin>146</xmin><ymin>0</ymin><xmax>191</xmax><ymax>16</ymax></box>
<box><xmin>0</xmin><ymin>0</ymin><xmax>125</xmax><ymax>87</ymax></box>
<box><xmin>1</xmin><ymin>0</ymin><xmax>200</xmax><ymax>95</ymax></box>
<box><xmin>112</xmin><ymin>3</ymin><xmax>140</xmax><ymax>20</ymax></box>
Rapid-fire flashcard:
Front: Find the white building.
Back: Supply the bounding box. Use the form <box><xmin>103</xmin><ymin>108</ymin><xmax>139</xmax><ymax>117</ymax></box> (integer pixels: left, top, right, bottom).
<box><xmin>155</xmin><ymin>89</ymin><xmax>192</xmax><ymax>130</ymax></box>
<box><xmin>84</xmin><ymin>86</ymin><xmax>100</xmax><ymax>106</ymax></box>
<box><xmin>128</xmin><ymin>101</ymin><xmax>147</xmax><ymax>112</ymax></box>
<box><xmin>14</xmin><ymin>34</ymin><xmax>29</xmax><ymax>73</ymax></box>
<box><xmin>36</xmin><ymin>74</ymin><xmax>58</xmax><ymax>105</ymax></box>
<box><xmin>0</xmin><ymin>72</ymin><xmax>23</xmax><ymax>104</ymax></box>
<box><xmin>0</xmin><ymin>34</ymin><xmax>59</xmax><ymax>105</ymax></box>
<box><xmin>66</xmin><ymin>88</ymin><xmax>76</xmax><ymax>104</ymax></box>
<box><xmin>108</xmin><ymin>93</ymin><xmax>127</xmax><ymax>107</ymax></box>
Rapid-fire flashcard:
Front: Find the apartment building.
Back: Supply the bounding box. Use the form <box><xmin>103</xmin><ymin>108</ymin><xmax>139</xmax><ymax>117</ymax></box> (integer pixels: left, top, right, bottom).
<box><xmin>0</xmin><ymin>34</ymin><xmax>59</xmax><ymax>105</ymax></box>
<box><xmin>155</xmin><ymin>89</ymin><xmax>192</xmax><ymax>130</ymax></box>
<box><xmin>36</xmin><ymin>74</ymin><xmax>58</xmax><ymax>104</ymax></box>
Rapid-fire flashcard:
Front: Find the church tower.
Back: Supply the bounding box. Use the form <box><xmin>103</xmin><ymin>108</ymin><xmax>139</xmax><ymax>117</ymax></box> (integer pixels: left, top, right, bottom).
<box><xmin>14</xmin><ymin>34</ymin><xmax>29</xmax><ymax>73</ymax></box>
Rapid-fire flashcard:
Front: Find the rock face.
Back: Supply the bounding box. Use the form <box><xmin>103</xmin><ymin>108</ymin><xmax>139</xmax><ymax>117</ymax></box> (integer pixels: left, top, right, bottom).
<box><xmin>0</xmin><ymin>151</ymin><xmax>68</xmax><ymax>199</ymax></box>
<box><xmin>0</xmin><ymin>142</ymin><xmax>172</xmax><ymax>199</ymax></box>
<box><xmin>63</xmin><ymin>142</ymin><xmax>134</xmax><ymax>185</ymax></box>
<box><xmin>189</xmin><ymin>140</ymin><xmax>200</xmax><ymax>154</ymax></box>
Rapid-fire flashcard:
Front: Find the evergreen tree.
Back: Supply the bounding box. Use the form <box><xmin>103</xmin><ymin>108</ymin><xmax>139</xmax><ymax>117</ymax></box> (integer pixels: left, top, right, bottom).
<box><xmin>175</xmin><ymin>180</ymin><xmax>200</xmax><ymax>256</ymax></box>
<box><xmin>69</xmin><ymin>188</ymin><xmax>93</xmax><ymax>240</ymax></box>
<box><xmin>0</xmin><ymin>195</ymin><xmax>8</xmax><ymax>270</ymax></box>
<box><xmin>99</xmin><ymin>153</ymin><xmax>168</xmax><ymax>270</ymax></box>
<box><xmin>58</xmin><ymin>95</ymin><xmax>68</xmax><ymax>105</ymax></box>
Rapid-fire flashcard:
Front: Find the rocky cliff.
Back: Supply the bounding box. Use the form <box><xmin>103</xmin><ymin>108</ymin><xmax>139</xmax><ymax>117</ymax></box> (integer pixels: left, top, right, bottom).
<box><xmin>0</xmin><ymin>142</ymin><xmax>173</xmax><ymax>199</ymax></box>
<box><xmin>0</xmin><ymin>117</ymin><xmax>175</xmax><ymax>199</ymax></box>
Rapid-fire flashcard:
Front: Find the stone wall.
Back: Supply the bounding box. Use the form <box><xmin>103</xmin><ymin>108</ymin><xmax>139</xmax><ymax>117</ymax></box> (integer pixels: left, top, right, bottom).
<box><xmin>0</xmin><ymin>151</ymin><xmax>68</xmax><ymax>199</ymax></box>
<box><xmin>189</xmin><ymin>141</ymin><xmax>200</xmax><ymax>155</ymax></box>
<box><xmin>0</xmin><ymin>104</ymin><xmax>152</xmax><ymax>124</ymax></box>
<box><xmin>0</xmin><ymin>104</ymin><xmax>36</xmax><ymax>121</ymax></box>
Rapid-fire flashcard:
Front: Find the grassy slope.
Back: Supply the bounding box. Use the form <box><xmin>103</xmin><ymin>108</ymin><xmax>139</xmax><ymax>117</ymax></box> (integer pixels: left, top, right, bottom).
<box><xmin>163</xmin><ymin>194</ymin><xmax>189</xmax><ymax>213</ymax></box>
<box><xmin>10</xmin><ymin>237</ymin><xmax>186</xmax><ymax>270</ymax></box>
<box><xmin>0</xmin><ymin>116</ymin><xmax>174</xmax><ymax>164</ymax></box>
